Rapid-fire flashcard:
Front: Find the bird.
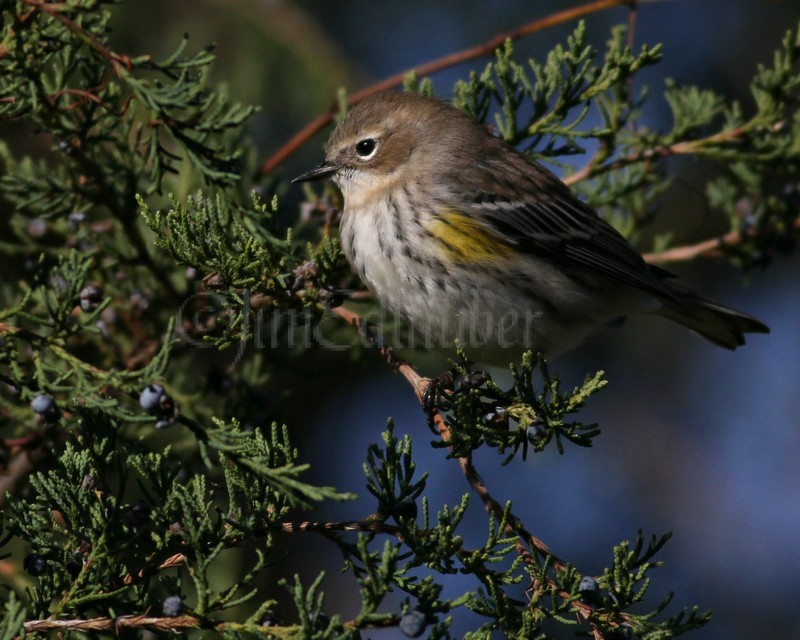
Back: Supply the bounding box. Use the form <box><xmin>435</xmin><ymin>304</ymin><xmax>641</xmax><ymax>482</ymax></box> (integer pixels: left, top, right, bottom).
<box><xmin>293</xmin><ymin>90</ymin><xmax>769</xmax><ymax>359</ymax></box>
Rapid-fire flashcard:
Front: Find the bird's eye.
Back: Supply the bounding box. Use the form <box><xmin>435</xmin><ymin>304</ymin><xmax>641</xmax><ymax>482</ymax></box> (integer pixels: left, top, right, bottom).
<box><xmin>355</xmin><ymin>138</ymin><xmax>377</xmax><ymax>158</ymax></box>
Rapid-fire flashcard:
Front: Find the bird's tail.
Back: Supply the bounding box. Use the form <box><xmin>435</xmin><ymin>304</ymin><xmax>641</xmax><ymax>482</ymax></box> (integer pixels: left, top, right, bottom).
<box><xmin>657</xmin><ymin>283</ymin><xmax>770</xmax><ymax>350</ymax></box>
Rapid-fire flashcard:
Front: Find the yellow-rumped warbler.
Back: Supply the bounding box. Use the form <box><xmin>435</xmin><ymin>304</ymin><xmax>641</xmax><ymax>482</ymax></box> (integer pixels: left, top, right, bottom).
<box><xmin>294</xmin><ymin>91</ymin><xmax>769</xmax><ymax>357</ymax></box>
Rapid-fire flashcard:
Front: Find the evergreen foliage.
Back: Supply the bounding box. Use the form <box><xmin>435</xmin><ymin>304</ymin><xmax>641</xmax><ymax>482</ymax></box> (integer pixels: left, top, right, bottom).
<box><xmin>0</xmin><ymin>2</ymin><xmax>797</xmax><ymax>638</ymax></box>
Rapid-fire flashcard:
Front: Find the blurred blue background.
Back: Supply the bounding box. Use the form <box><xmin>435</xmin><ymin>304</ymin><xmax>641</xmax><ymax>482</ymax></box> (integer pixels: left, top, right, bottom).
<box><xmin>113</xmin><ymin>1</ymin><xmax>799</xmax><ymax>637</ymax></box>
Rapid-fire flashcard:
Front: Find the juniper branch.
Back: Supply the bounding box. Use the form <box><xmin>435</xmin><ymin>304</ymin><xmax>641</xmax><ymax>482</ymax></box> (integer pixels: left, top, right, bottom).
<box><xmin>258</xmin><ymin>0</ymin><xmax>637</xmax><ymax>176</ymax></box>
<box><xmin>328</xmin><ymin>305</ymin><xmax>612</xmax><ymax>630</ymax></box>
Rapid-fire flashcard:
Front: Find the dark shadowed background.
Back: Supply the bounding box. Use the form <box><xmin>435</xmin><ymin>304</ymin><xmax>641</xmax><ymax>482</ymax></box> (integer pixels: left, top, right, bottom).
<box><xmin>98</xmin><ymin>1</ymin><xmax>800</xmax><ymax>637</ymax></box>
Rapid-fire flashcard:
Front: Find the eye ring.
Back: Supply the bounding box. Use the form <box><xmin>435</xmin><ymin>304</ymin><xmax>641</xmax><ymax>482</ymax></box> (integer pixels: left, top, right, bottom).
<box><xmin>355</xmin><ymin>138</ymin><xmax>378</xmax><ymax>158</ymax></box>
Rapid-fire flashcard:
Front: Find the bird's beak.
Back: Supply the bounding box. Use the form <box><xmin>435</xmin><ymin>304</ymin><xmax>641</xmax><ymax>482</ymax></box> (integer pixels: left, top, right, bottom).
<box><xmin>292</xmin><ymin>162</ymin><xmax>337</xmax><ymax>183</ymax></box>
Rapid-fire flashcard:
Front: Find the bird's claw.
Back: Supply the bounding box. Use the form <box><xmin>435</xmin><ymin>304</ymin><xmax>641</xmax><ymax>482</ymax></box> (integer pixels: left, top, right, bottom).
<box><xmin>422</xmin><ymin>369</ymin><xmax>456</xmax><ymax>430</ymax></box>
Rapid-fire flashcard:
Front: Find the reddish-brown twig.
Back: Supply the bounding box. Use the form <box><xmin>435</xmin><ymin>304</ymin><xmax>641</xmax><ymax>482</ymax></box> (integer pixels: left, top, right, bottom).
<box><xmin>330</xmin><ymin>306</ymin><xmax>563</xmax><ymax>567</ymax></box>
<box><xmin>22</xmin><ymin>613</ymin><xmax>398</xmax><ymax>635</ymax></box>
<box><xmin>23</xmin><ymin>0</ymin><xmax>135</xmax><ymax>75</ymax></box>
<box><xmin>259</xmin><ymin>0</ymin><xmax>635</xmax><ymax>176</ymax></box>
<box><xmin>563</xmin><ymin>126</ymin><xmax>752</xmax><ymax>186</ymax></box>
<box><xmin>644</xmin><ymin>217</ymin><xmax>800</xmax><ymax>265</ymax></box>
<box><xmin>24</xmin><ymin>615</ymin><xmax>201</xmax><ymax>634</ymax></box>
<box><xmin>329</xmin><ymin>305</ymin><xmax>617</xmax><ymax>630</ymax></box>
<box><xmin>278</xmin><ymin>518</ymin><xmax>404</xmax><ymax>538</ymax></box>
<box><xmin>119</xmin><ymin>519</ymin><xmax>406</xmax><ymax>587</ymax></box>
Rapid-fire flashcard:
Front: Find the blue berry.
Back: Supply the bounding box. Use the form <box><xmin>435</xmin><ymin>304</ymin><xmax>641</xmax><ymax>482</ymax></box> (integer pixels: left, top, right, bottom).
<box><xmin>738</xmin><ymin>214</ymin><xmax>758</xmax><ymax>235</ymax></box>
<box><xmin>526</xmin><ymin>421</ymin><xmax>547</xmax><ymax>445</ymax></box>
<box><xmin>79</xmin><ymin>285</ymin><xmax>104</xmax><ymax>312</ymax></box>
<box><xmin>483</xmin><ymin>406</ymin><xmax>508</xmax><ymax>426</ymax></box>
<box><xmin>260</xmin><ymin>614</ymin><xmax>280</xmax><ymax>627</ymax></box>
<box><xmin>578</xmin><ymin>575</ymin><xmax>603</xmax><ymax>605</ymax></box>
<box><xmin>162</xmin><ymin>595</ymin><xmax>184</xmax><ymax>617</ymax></box>
<box><xmin>399</xmin><ymin>610</ymin><xmax>426</xmax><ymax>638</ymax></box>
<box><xmin>24</xmin><ymin>553</ymin><xmax>47</xmax><ymax>577</ymax></box>
<box><xmin>66</xmin><ymin>556</ymin><xmax>83</xmax><ymax>579</ymax></box>
<box><xmin>781</xmin><ymin>182</ymin><xmax>800</xmax><ymax>209</ymax></box>
<box><xmin>455</xmin><ymin>371</ymin><xmax>488</xmax><ymax>393</ymax></box>
<box><xmin>30</xmin><ymin>393</ymin><xmax>57</xmax><ymax>417</ymax></box>
<box><xmin>27</xmin><ymin>218</ymin><xmax>47</xmax><ymax>239</ymax></box>
<box><xmin>58</xmin><ymin>139</ymin><xmax>76</xmax><ymax>156</ymax></box>
<box><xmin>139</xmin><ymin>384</ymin><xmax>177</xmax><ymax>427</ymax></box>
<box><xmin>391</xmin><ymin>496</ymin><xmax>418</xmax><ymax>522</ymax></box>
<box><xmin>126</xmin><ymin>500</ymin><xmax>151</xmax><ymax>529</ymax></box>
<box><xmin>308</xmin><ymin>611</ymin><xmax>330</xmax><ymax>631</ymax></box>
<box><xmin>139</xmin><ymin>384</ymin><xmax>165</xmax><ymax>413</ymax></box>
<box><xmin>67</xmin><ymin>211</ymin><xmax>86</xmax><ymax>230</ymax></box>
<box><xmin>578</xmin><ymin>575</ymin><xmax>598</xmax><ymax>593</ymax></box>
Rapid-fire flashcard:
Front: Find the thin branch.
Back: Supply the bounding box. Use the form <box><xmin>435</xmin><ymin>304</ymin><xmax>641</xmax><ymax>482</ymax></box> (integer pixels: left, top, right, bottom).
<box><xmin>22</xmin><ymin>514</ymin><xmax>537</xmax><ymax>636</ymax></box>
<box><xmin>19</xmin><ymin>3</ymin><xmax>178</xmax><ymax>302</ymax></box>
<box><xmin>23</xmin><ymin>0</ymin><xmax>135</xmax><ymax>75</ymax></box>
<box><xmin>21</xmin><ymin>612</ymin><xmax>402</xmax><ymax>635</ymax></box>
<box><xmin>24</xmin><ymin>614</ymin><xmax>201</xmax><ymax>634</ymax></box>
<box><xmin>330</xmin><ymin>305</ymin><xmax>562</xmax><ymax>563</ymax></box>
<box><xmin>331</xmin><ymin>306</ymin><xmax>557</xmax><ymax>553</ymax></box>
<box><xmin>120</xmin><ymin>519</ymin><xmax>405</xmax><ymax>587</ymax></box>
<box><xmin>330</xmin><ymin>304</ymin><xmax>428</xmax><ymax>398</ymax></box>
<box><xmin>278</xmin><ymin>518</ymin><xmax>404</xmax><ymax>538</ymax></box>
<box><xmin>259</xmin><ymin>0</ymin><xmax>635</xmax><ymax>176</ymax></box>
<box><xmin>644</xmin><ymin>232</ymin><xmax>737</xmax><ymax>264</ymax></box>
<box><xmin>644</xmin><ymin>217</ymin><xmax>800</xmax><ymax>265</ymax></box>
<box><xmin>330</xmin><ymin>305</ymin><xmax>613</xmax><ymax>629</ymax></box>
<box><xmin>48</xmin><ymin>88</ymin><xmax>105</xmax><ymax>109</ymax></box>
<box><xmin>563</xmin><ymin>125</ymin><xmax>751</xmax><ymax>186</ymax></box>
<box><xmin>122</xmin><ymin>553</ymin><xmax>185</xmax><ymax>586</ymax></box>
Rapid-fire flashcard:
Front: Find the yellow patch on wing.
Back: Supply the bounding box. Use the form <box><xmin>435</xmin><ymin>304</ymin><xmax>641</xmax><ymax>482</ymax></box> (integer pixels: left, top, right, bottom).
<box><xmin>426</xmin><ymin>210</ymin><xmax>512</xmax><ymax>262</ymax></box>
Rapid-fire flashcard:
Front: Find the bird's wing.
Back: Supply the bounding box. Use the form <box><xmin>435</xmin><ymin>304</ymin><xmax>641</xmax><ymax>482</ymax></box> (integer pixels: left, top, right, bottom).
<box><xmin>458</xmin><ymin>155</ymin><xmax>674</xmax><ymax>298</ymax></box>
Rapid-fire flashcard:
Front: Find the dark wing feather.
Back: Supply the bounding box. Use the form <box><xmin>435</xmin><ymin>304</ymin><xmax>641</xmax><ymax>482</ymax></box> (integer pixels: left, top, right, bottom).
<box><xmin>462</xmin><ymin>155</ymin><xmax>674</xmax><ymax>299</ymax></box>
